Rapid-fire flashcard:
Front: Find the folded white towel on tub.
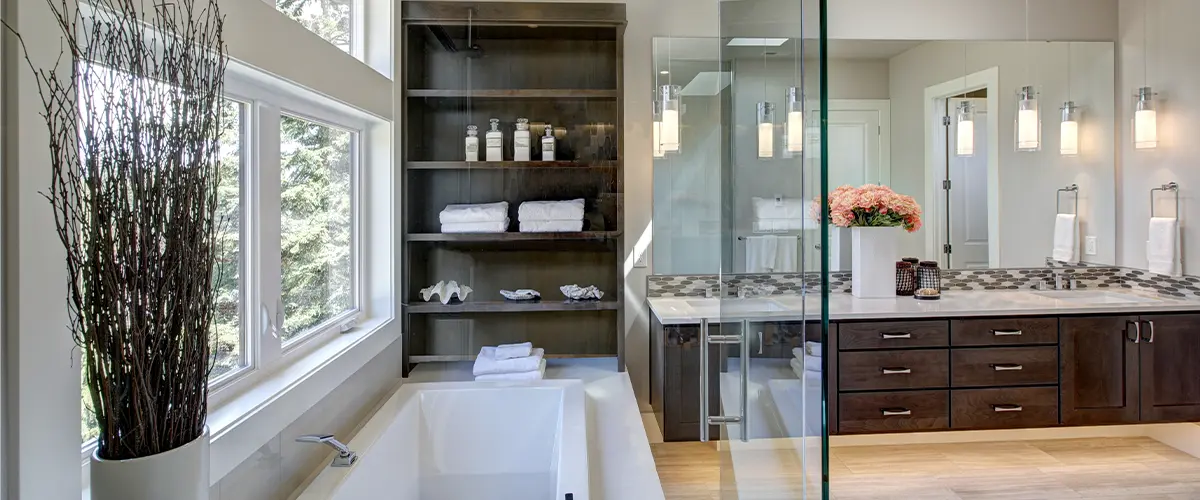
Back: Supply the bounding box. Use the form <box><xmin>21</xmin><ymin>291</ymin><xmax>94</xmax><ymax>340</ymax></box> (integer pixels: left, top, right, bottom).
<box><xmin>473</xmin><ymin>347</ymin><xmax>545</xmax><ymax>376</ymax></box>
<box><xmin>518</xmin><ymin>199</ymin><xmax>585</xmax><ymax>222</ymax></box>
<box><xmin>475</xmin><ymin>359</ymin><xmax>546</xmax><ymax>381</ymax></box>
<box><xmin>493</xmin><ymin>342</ymin><xmax>534</xmax><ymax>360</ymax></box>
<box><xmin>519</xmin><ymin>220</ymin><xmax>584</xmax><ymax>232</ymax></box>
<box><xmin>441</xmin><ymin>219</ymin><xmax>510</xmax><ymax>233</ymax></box>
<box><xmin>439</xmin><ymin>201</ymin><xmax>509</xmax><ymax>224</ymax></box>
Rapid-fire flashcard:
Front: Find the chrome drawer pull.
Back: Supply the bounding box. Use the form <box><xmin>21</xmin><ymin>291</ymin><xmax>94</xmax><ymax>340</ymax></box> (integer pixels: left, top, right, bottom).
<box><xmin>881</xmin><ymin>332</ymin><xmax>912</xmax><ymax>339</ymax></box>
<box><xmin>881</xmin><ymin>408</ymin><xmax>912</xmax><ymax>416</ymax></box>
<box><xmin>881</xmin><ymin>367</ymin><xmax>912</xmax><ymax>375</ymax></box>
<box><xmin>992</xmin><ymin>329</ymin><xmax>1023</xmax><ymax>336</ymax></box>
<box><xmin>990</xmin><ymin>363</ymin><xmax>1024</xmax><ymax>371</ymax></box>
<box><xmin>992</xmin><ymin>404</ymin><xmax>1023</xmax><ymax>413</ymax></box>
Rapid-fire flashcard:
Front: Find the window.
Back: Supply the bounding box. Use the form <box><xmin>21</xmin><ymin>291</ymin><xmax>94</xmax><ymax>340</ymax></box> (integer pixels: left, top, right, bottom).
<box><xmin>276</xmin><ymin>0</ymin><xmax>354</xmax><ymax>53</ymax></box>
<box><xmin>279</xmin><ymin>115</ymin><xmax>356</xmax><ymax>343</ymax></box>
<box><xmin>211</xmin><ymin>100</ymin><xmax>248</xmax><ymax>380</ymax></box>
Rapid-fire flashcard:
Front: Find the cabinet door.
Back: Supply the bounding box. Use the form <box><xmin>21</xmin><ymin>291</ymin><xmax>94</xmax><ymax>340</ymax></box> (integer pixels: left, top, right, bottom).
<box><xmin>1139</xmin><ymin>314</ymin><xmax>1200</xmax><ymax>422</ymax></box>
<box><xmin>662</xmin><ymin>324</ymin><xmax>721</xmax><ymax>442</ymax></box>
<box><xmin>1060</xmin><ymin>316</ymin><xmax>1140</xmax><ymax>425</ymax></box>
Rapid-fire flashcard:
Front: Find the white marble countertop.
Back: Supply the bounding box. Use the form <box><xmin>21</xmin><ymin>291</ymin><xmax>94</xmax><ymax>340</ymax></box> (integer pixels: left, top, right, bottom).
<box><xmin>647</xmin><ymin>289</ymin><xmax>1200</xmax><ymax>325</ymax></box>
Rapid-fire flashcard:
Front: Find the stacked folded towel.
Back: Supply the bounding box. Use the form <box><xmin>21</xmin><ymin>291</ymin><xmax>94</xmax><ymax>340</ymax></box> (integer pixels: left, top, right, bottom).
<box><xmin>791</xmin><ymin>341</ymin><xmax>822</xmax><ymax>375</ymax></box>
<box><xmin>518</xmin><ymin>199</ymin><xmax>585</xmax><ymax>232</ymax></box>
<box><xmin>473</xmin><ymin>342</ymin><xmax>546</xmax><ymax>381</ymax></box>
<box><xmin>440</xmin><ymin>201</ymin><xmax>510</xmax><ymax>233</ymax></box>
<box><xmin>752</xmin><ymin>196</ymin><xmax>806</xmax><ymax>231</ymax></box>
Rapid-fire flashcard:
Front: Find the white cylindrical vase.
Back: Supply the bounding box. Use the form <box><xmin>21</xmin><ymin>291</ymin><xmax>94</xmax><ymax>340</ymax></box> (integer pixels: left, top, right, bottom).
<box><xmin>91</xmin><ymin>427</ymin><xmax>210</xmax><ymax>500</ymax></box>
<box><xmin>850</xmin><ymin>227</ymin><xmax>900</xmax><ymax>298</ymax></box>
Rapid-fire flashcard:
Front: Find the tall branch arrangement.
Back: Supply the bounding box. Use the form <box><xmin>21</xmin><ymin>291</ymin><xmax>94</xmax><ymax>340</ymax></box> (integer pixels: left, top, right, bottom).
<box><xmin>14</xmin><ymin>0</ymin><xmax>227</xmax><ymax>459</ymax></box>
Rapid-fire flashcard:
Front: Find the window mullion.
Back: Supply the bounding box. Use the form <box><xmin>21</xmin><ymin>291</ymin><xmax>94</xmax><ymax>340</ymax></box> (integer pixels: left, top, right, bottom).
<box><xmin>255</xmin><ymin>102</ymin><xmax>284</xmax><ymax>367</ymax></box>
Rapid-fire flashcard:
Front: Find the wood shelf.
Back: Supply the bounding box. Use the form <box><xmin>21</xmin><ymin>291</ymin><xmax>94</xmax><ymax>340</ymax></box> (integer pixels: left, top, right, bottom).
<box><xmin>406</xmin><ymin>231</ymin><xmax>620</xmax><ymax>242</ymax></box>
<box><xmin>407</xmin><ymin>89</ymin><xmax>618</xmax><ymax>99</ymax></box>
<box><xmin>407</xmin><ymin>300</ymin><xmax>619</xmax><ymax>314</ymax></box>
<box><xmin>407</xmin><ymin>160</ymin><xmax>618</xmax><ymax>170</ymax></box>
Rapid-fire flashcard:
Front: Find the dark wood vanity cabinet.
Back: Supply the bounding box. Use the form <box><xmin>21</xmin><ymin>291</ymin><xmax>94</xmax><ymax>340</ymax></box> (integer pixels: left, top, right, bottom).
<box><xmin>1137</xmin><ymin>314</ymin><xmax>1200</xmax><ymax>422</ymax></box>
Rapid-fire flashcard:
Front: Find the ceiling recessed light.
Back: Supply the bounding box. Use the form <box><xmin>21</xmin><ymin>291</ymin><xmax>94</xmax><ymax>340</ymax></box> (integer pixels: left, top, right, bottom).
<box><xmin>726</xmin><ymin>38</ymin><xmax>788</xmax><ymax>47</ymax></box>
<box><xmin>660</xmin><ymin>70</ymin><xmax>670</xmax><ymax>75</ymax></box>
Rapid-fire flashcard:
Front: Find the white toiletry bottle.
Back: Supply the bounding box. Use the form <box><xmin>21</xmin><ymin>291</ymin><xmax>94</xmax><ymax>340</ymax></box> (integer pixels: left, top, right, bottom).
<box><xmin>540</xmin><ymin>124</ymin><xmax>556</xmax><ymax>161</ymax></box>
<box><xmin>485</xmin><ymin>118</ymin><xmax>503</xmax><ymax>161</ymax></box>
<box><xmin>514</xmin><ymin>118</ymin><xmax>531</xmax><ymax>161</ymax></box>
<box><xmin>464</xmin><ymin>125</ymin><xmax>479</xmax><ymax>162</ymax></box>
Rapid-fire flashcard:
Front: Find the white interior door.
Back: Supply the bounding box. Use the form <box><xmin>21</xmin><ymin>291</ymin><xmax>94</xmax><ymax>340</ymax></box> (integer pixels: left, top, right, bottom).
<box><xmin>947</xmin><ymin>98</ymin><xmax>990</xmax><ymax>268</ymax></box>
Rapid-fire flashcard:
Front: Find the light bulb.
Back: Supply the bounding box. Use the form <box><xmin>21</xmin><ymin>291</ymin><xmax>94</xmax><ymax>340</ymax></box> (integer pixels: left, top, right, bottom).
<box><xmin>956</xmin><ymin>101</ymin><xmax>974</xmax><ymax>157</ymax></box>
<box><xmin>1016</xmin><ymin>86</ymin><xmax>1041</xmax><ymax>151</ymax></box>
<box><xmin>757</xmin><ymin>102</ymin><xmax>774</xmax><ymax>159</ymax></box>
<box><xmin>1135</xmin><ymin>87</ymin><xmax>1158</xmax><ymax>149</ymax></box>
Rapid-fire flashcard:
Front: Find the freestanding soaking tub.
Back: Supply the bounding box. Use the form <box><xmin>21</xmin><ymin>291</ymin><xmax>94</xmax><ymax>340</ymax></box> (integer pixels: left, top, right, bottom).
<box><xmin>296</xmin><ymin>380</ymin><xmax>589</xmax><ymax>500</ymax></box>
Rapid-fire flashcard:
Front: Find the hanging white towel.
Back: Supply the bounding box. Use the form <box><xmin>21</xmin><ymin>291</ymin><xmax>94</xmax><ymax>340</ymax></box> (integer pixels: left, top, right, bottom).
<box><xmin>439</xmin><ymin>201</ymin><xmax>509</xmax><ymax>224</ymax></box>
<box><xmin>472</xmin><ymin>347</ymin><xmax>545</xmax><ymax>376</ymax></box>
<box><xmin>518</xmin><ymin>220</ymin><xmax>584</xmax><ymax>232</ymax></box>
<box><xmin>1147</xmin><ymin>217</ymin><xmax>1181</xmax><ymax>276</ymax></box>
<box><xmin>745</xmin><ymin>236</ymin><xmax>779</xmax><ymax>273</ymax></box>
<box><xmin>441</xmin><ymin>219</ymin><xmax>510</xmax><ymax>233</ymax></box>
<box><xmin>518</xmin><ymin>199</ymin><xmax>585</xmax><ymax>222</ymax></box>
<box><xmin>775</xmin><ymin>236</ymin><xmax>798</xmax><ymax>272</ymax></box>
<box><xmin>475</xmin><ymin>359</ymin><xmax>546</xmax><ymax>381</ymax></box>
<box><xmin>493</xmin><ymin>342</ymin><xmax>533</xmax><ymax>360</ymax></box>
<box><xmin>1052</xmin><ymin>214</ymin><xmax>1079</xmax><ymax>262</ymax></box>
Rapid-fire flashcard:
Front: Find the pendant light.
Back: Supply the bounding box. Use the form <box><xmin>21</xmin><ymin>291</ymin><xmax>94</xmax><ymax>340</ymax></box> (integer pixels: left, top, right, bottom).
<box><xmin>1060</xmin><ymin>43</ymin><xmax>1080</xmax><ymax>156</ymax></box>
<box><xmin>1015</xmin><ymin>0</ymin><xmax>1041</xmax><ymax>152</ymax></box>
<box><xmin>956</xmin><ymin>101</ymin><xmax>975</xmax><ymax>157</ymax></box>
<box><xmin>652</xmin><ymin>99</ymin><xmax>666</xmax><ymax>158</ymax></box>
<box><xmin>1134</xmin><ymin>0</ymin><xmax>1158</xmax><ymax>149</ymax></box>
<box><xmin>659</xmin><ymin>84</ymin><xmax>681</xmax><ymax>152</ymax></box>
<box><xmin>757</xmin><ymin>102</ymin><xmax>775</xmax><ymax>158</ymax></box>
<box><xmin>785</xmin><ymin>89</ymin><xmax>803</xmax><ymax>154</ymax></box>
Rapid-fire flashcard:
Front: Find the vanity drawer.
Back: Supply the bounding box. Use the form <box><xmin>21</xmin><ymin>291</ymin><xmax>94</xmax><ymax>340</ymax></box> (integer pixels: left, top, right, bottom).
<box><xmin>838</xmin><ymin>321</ymin><xmax>949</xmax><ymax>350</ymax></box>
<box><xmin>951</xmin><ymin>387</ymin><xmax>1059</xmax><ymax>430</ymax></box>
<box><xmin>839</xmin><ymin>349</ymin><xmax>949</xmax><ymax>391</ymax></box>
<box><xmin>951</xmin><ymin>318</ymin><xmax>1058</xmax><ymax>346</ymax></box>
<box><xmin>951</xmin><ymin>346</ymin><xmax>1059</xmax><ymax>388</ymax></box>
<box><xmin>839</xmin><ymin>390</ymin><xmax>950</xmax><ymax>434</ymax></box>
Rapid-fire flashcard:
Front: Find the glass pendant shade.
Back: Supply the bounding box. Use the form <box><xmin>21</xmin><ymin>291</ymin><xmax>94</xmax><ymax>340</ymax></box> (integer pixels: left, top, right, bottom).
<box><xmin>1015</xmin><ymin>86</ymin><xmax>1041</xmax><ymax>151</ymax></box>
<box><xmin>785</xmin><ymin>87</ymin><xmax>803</xmax><ymax>153</ymax></box>
<box><xmin>1134</xmin><ymin>87</ymin><xmax>1158</xmax><ymax>149</ymax></box>
<box><xmin>652</xmin><ymin>107</ymin><xmax>665</xmax><ymax>158</ymax></box>
<box><xmin>659</xmin><ymin>85</ymin><xmax>681</xmax><ymax>152</ymax></box>
<box><xmin>757</xmin><ymin>102</ymin><xmax>775</xmax><ymax>159</ymax></box>
<box><xmin>1060</xmin><ymin>101</ymin><xmax>1080</xmax><ymax>156</ymax></box>
<box><xmin>955</xmin><ymin>101</ymin><xmax>975</xmax><ymax>157</ymax></box>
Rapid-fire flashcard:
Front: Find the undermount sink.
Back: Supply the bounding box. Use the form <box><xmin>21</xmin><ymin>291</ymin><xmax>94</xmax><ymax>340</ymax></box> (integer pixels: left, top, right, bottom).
<box><xmin>685</xmin><ymin>298</ymin><xmax>789</xmax><ymax>313</ymax></box>
<box><xmin>1028</xmin><ymin>290</ymin><xmax>1162</xmax><ymax>304</ymax></box>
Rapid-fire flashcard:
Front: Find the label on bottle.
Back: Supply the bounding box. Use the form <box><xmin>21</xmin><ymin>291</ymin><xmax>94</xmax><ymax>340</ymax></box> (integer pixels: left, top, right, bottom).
<box><xmin>515</xmin><ymin>136</ymin><xmax>531</xmax><ymax>148</ymax></box>
<box><xmin>465</xmin><ymin>140</ymin><xmax>478</xmax><ymax>162</ymax></box>
<box><xmin>486</xmin><ymin>136</ymin><xmax>502</xmax><ymax>148</ymax></box>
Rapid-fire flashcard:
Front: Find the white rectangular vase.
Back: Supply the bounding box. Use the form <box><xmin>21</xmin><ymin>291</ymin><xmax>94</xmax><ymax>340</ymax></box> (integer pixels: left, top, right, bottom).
<box><xmin>851</xmin><ymin>226</ymin><xmax>899</xmax><ymax>298</ymax></box>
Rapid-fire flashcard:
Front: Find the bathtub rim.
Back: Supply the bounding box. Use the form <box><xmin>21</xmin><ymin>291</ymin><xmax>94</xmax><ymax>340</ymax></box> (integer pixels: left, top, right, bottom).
<box><xmin>294</xmin><ymin>379</ymin><xmax>589</xmax><ymax>500</ymax></box>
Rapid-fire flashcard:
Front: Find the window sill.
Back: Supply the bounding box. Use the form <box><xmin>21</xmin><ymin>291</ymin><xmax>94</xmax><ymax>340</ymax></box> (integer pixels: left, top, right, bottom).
<box><xmin>81</xmin><ymin>316</ymin><xmax>399</xmax><ymax>496</ymax></box>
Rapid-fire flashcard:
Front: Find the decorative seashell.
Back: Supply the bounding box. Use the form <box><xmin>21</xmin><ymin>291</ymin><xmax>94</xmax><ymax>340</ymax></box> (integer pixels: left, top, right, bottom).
<box><xmin>560</xmin><ymin>284</ymin><xmax>604</xmax><ymax>300</ymax></box>
<box><xmin>442</xmin><ymin>281</ymin><xmax>473</xmax><ymax>304</ymax></box>
<box><xmin>500</xmin><ymin>289</ymin><xmax>541</xmax><ymax>301</ymax></box>
<box><xmin>420</xmin><ymin>281</ymin><xmax>446</xmax><ymax>302</ymax></box>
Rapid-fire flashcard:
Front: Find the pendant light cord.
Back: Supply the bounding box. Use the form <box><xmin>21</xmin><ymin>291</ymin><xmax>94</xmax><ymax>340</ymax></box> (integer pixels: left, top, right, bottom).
<box><xmin>1025</xmin><ymin>0</ymin><xmax>1031</xmax><ymax>82</ymax></box>
<box><xmin>1143</xmin><ymin>0</ymin><xmax>1149</xmax><ymax>87</ymax></box>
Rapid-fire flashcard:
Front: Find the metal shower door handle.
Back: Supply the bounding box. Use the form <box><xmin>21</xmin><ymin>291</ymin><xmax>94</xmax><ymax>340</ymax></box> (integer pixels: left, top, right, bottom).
<box><xmin>698</xmin><ymin>318</ymin><xmax>749</xmax><ymax>443</ymax></box>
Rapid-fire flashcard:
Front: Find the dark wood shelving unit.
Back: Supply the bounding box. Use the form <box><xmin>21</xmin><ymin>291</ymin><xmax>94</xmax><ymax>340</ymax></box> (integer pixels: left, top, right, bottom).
<box><xmin>408</xmin><ymin>300</ymin><xmax>620</xmax><ymax>314</ymax></box>
<box><xmin>400</xmin><ymin>1</ymin><xmax>626</xmax><ymax>375</ymax></box>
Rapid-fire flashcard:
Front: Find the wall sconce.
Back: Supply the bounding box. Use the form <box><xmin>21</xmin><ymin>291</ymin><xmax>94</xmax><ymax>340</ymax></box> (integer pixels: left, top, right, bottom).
<box><xmin>757</xmin><ymin>102</ymin><xmax>775</xmax><ymax>159</ymax></box>
<box><xmin>956</xmin><ymin>101</ymin><xmax>975</xmax><ymax>157</ymax></box>
<box><xmin>1134</xmin><ymin>87</ymin><xmax>1158</xmax><ymax>149</ymax></box>
<box><xmin>1015</xmin><ymin>86</ymin><xmax>1041</xmax><ymax>151</ymax></box>
<box><xmin>1060</xmin><ymin>101</ymin><xmax>1080</xmax><ymax>156</ymax></box>
<box><xmin>785</xmin><ymin>87</ymin><xmax>803</xmax><ymax>154</ymax></box>
<box><xmin>659</xmin><ymin>84</ymin><xmax>681</xmax><ymax>152</ymax></box>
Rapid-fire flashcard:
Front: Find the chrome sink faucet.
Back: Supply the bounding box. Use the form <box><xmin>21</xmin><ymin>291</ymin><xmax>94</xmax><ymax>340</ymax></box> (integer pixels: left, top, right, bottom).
<box><xmin>296</xmin><ymin>434</ymin><xmax>358</xmax><ymax>467</ymax></box>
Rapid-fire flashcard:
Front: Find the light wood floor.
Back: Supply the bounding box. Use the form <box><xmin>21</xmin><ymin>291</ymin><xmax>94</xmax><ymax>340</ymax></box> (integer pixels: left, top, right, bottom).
<box><xmin>651</xmin><ymin>437</ymin><xmax>1200</xmax><ymax>499</ymax></box>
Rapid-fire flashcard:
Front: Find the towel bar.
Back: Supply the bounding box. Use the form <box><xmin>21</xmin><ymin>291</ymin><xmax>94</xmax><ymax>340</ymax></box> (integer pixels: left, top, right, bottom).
<box><xmin>1151</xmin><ymin>182</ymin><xmax>1180</xmax><ymax>218</ymax></box>
<box><xmin>737</xmin><ymin>235</ymin><xmax>803</xmax><ymax>241</ymax></box>
<box><xmin>1056</xmin><ymin>184</ymin><xmax>1079</xmax><ymax>216</ymax></box>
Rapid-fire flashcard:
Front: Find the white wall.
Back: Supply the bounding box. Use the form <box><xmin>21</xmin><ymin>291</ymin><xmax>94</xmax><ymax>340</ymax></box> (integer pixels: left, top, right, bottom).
<box><xmin>888</xmin><ymin>41</ymin><xmax>1117</xmax><ymax>267</ymax></box>
<box><xmin>1116</xmin><ymin>0</ymin><xmax>1200</xmax><ymax>273</ymax></box>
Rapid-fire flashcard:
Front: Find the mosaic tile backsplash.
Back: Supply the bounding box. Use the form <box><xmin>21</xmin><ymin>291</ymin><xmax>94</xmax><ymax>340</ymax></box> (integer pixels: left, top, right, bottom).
<box><xmin>647</xmin><ymin>262</ymin><xmax>1199</xmax><ymax>299</ymax></box>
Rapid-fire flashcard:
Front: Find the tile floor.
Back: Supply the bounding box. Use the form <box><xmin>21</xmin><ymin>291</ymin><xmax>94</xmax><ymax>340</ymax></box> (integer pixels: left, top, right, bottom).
<box><xmin>651</xmin><ymin>437</ymin><xmax>1200</xmax><ymax>499</ymax></box>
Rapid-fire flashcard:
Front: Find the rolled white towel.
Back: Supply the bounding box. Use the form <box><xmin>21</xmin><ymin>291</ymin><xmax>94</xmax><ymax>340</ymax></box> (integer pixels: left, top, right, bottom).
<box><xmin>792</xmin><ymin>347</ymin><xmax>804</xmax><ymax>361</ymax></box>
<box><xmin>518</xmin><ymin>199</ymin><xmax>585</xmax><ymax>222</ymax></box>
<box><xmin>789</xmin><ymin>357</ymin><xmax>805</xmax><ymax>379</ymax></box>
<box><xmin>473</xmin><ymin>347</ymin><xmax>544</xmax><ymax>376</ymax></box>
<box><xmin>441</xmin><ymin>219</ymin><xmax>510</xmax><ymax>233</ymax></box>
<box><xmin>493</xmin><ymin>342</ymin><xmax>533</xmax><ymax>360</ymax></box>
<box><xmin>805</xmin><ymin>341</ymin><xmax>822</xmax><ymax>357</ymax></box>
<box><xmin>440</xmin><ymin>201</ymin><xmax>509</xmax><ymax>224</ymax></box>
<box><xmin>475</xmin><ymin>359</ymin><xmax>546</xmax><ymax>381</ymax></box>
<box><xmin>519</xmin><ymin>220</ymin><xmax>584</xmax><ymax>233</ymax></box>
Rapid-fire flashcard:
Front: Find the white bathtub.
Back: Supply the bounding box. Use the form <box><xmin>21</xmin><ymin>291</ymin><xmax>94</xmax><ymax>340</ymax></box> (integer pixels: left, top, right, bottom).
<box><xmin>296</xmin><ymin>380</ymin><xmax>589</xmax><ymax>500</ymax></box>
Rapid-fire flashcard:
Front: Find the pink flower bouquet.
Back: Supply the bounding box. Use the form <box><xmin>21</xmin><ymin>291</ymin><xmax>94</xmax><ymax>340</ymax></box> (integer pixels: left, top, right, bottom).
<box><xmin>810</xmin><ymin>184</ymin><xmax>923</xmax><ymax>233</ymax></box>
